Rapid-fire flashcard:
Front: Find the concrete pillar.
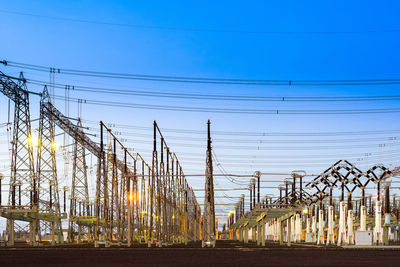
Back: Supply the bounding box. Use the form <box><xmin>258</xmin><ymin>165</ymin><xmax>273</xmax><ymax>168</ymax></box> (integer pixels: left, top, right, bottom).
<box><xmin>51</xmin><ymin>222</ymin><xmax>56</xmax><ymax>245</ymax></box>
<box><xmin>311</xmin><ymin>215</ymin><xmax>317</xmax><ymax>243</ymax></box>
<box><xmin>78</xmin><ymin>224</ymin><xmax>82</xmax><ymax>243</ymax></box>
<box><xmin>7</xmin><ymin>219</ymin><xmax>14</xmax><ymax>246</ymax></box>
<box><xmin>374</xmin><ymin>201</ymin><xmax>382</xmax><ymax>245</ymax></box>
<box><xmin>290</xmin><ymin>216</ymin><xmax>295</xmax><ymax>242</ymax></box>
<box><xmin>295</xmin><ymin>213</ymin><xmax>301</xmax><ymax>242</ymax></box>
<box><xmin>261</xmin><ymin>220</ymin><xmax>266</xmax><ymax>246</ymax></box>
<box><xmin>244</xmin><ymin>226</ymin><xmax>248</xmax><ymax>243</ymax></box>
<box><xmin>383</xmin><ymin>226</ymin><xmax>389</xmax><ymax>245</ymax></box>
<box><xmin>346</xmin><ymin>210</ymin><xmax>354</xmax><ymax>244</ymax></box>
<box><xmin>337</xmin><ymin>201</ymin><xmax>347</xmax><ymax>245</ymax></box>
<box><xmin>279</xmin><ymin>220</ymin><xmax>283</xmax><ymax>245</ymax></box>
<box><xmin>383</xmin><ymin>212</ymin><xmax>391</xmax><ymax>245</ymax></box>
<box><xmin>29</xmin><ymin>219</ymin><xmax>38</xmax><ymax>246</ymax></box>
<box><xmin>317</xmin><ymin>210</ymin><xmax>324</xmax><ymax>245</ymax></box>
<box><xmin>275</xmin><ymin>220</ymin><xmax>279</xmax><ymax>241</ymax></box>
<box><xmin>360</xmin><ymin>206</ymin><xmax>367</xmax><ymax>231</ymax></box>
<box><xmin>287</xmin><ymin>218</ymin><xmax>291</xmax><ymax>247</ymax></box>
<box><xmin>184</xmin><ymin>213</ymin><xmax>188</xmax><ymax>245</ymax></box>
<box><xmin>128</xmin><ymin>199</ymin><xmax>132</xmax><ymax>247</ymax></box>
<box><xmin>327</xmin><ymin>206</ymin><xmax>334</xmax><ymax>244</ymax></box>
<box><xmin>194</xmin><ymin>221</ymin><xmax>197</xmax><ymax>242</ymax></box>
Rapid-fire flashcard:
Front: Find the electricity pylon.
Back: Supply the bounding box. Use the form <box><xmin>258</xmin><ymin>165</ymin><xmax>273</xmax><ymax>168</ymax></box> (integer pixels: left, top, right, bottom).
<box><xmin>68</xmin><ymin>118</ymin><xmax>90</xmax><ymax>242</ymax></box>
<box><xmin>202</xmin><ymin>120</ymin><xmax>216</xmax><ymax>247</ymax></box>
<box><xmin>6</xmin><ymin>73</ymin><xmax>35</xmax><ymax>245</ymax></box>
<box><xmin>36</xmin><ymin>85</ymin><xmax>62</xmax><ymax>244</ymax></box>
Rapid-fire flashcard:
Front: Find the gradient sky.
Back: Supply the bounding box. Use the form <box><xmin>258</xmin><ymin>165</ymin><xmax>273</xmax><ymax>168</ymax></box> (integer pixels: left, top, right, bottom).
<box><xmin>1</xmin><ymin>1</ymin><xmax>400</xmax><ymax>227</ymax></box>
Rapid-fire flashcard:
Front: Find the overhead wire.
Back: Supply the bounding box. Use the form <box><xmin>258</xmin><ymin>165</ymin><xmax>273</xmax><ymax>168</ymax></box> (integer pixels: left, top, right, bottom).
<box><xmin>82</xmin><ymin>130</ymin><xmax>400</xmax><ymax>144</ymax></box>
<box><xmin>81</xmin><ymin>119</ymin><xmax>400</xmax><ymax>137</ymax></box>
<box><xmin>4</xmin><ymin>60</ymin><xmax>400</xmax><ymax>86</ymax></box>
<box><xmin>2</xmin><ymin>9</ymin><xmax>400</xmax><ymax>35</ymax></box>
<box><xmin>44</xmin><ymin>94</ymin><xmax>400</xmax><ymax>115</ymax></box>
<box><xmin>24</xmin><ymin>78</ymin><xmax>400</xmax><ymax>103</ymax></box>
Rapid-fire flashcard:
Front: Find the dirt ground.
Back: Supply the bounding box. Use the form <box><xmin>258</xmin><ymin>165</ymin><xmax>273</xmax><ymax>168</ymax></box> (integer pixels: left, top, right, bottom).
<box><xmin>0</xmin><ymin>241</ymin><xmax>399</xmax><ymax>266</ymax></box>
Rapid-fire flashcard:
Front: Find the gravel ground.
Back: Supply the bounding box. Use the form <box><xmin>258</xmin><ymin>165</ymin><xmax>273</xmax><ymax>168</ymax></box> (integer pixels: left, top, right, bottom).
<box><xmin>0</xmin><ymin>241</ymin><xmax>399</xmax><ymax>266</ymax></box>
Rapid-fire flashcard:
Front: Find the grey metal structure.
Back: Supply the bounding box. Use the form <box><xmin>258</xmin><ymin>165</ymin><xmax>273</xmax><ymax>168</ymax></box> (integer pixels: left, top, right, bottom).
<box><xmin>0</xmin><ymin>72</ymin><xmax>35</xmax><ymax>245</ymax></box>
<box><xmin>203</xmin><ymin>120</ymin><xmax>216</xmax><ymax>247</ymax></box>
<box><xmin>68</xmin><ymin>118</ymin><xmax>91</xmax><ymax>242</ymax></box>
<box><xmin>36</xmin><ymin>86</ymin><xmax>62</xmax><ymax>243</ymax></box>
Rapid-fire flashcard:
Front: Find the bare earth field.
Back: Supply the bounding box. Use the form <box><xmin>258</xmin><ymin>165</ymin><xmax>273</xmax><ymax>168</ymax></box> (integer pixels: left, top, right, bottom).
<box><xmin>0</xmin><ymin>241</ymin><xmax>399</xmax><ymax>266</ymax></box>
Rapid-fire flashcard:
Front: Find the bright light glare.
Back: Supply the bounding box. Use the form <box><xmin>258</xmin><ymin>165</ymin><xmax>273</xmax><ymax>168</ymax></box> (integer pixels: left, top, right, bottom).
<box><xmin>51</xmin><ymin>141</ymin><xmax>59</xmax><ymax>150</ymax></box>
<box><xmin>27</xmin><ymin>135</ymin><xmax>39</xmax><ymax>148</ymax></box>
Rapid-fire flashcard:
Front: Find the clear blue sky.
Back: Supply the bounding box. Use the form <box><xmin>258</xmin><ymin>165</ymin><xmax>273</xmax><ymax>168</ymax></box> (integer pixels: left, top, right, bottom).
<box><xmin>1</xmin><ymin>1</ymin><xmax>400</xmax><ymax>223</ymax></box>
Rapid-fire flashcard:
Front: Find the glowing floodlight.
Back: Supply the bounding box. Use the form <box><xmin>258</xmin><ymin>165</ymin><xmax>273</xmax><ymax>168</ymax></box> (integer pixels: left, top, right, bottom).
<box><xmin>51</xmin><ymin>141</ymin><xmax>59</xmax><ymax>150</ymax></box>
<box><xmin>28</xmin><ymin>135</ymin><xmax>39</xmax><ymax>148</ymax></box>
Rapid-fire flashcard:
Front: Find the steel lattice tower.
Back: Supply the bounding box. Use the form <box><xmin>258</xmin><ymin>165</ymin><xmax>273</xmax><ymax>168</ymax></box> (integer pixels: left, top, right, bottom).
<box><xmin>36</xmin><ymin>85</ymin><xmax>62</xmax><ymax>243</ymax></box>
<box><xmin>68</xmin><ymin>118</ymin><xmax>90</xmax><ymax>242</ymax></box>
<box><xmin>203</xmin><ymin>120</ymin><xmax>216</xmax><ymax>247</ymax></box>
<box><xmin>7</xmin><ymin>73</ymin><xmax>35</xmax><ymax>245</ymax></box>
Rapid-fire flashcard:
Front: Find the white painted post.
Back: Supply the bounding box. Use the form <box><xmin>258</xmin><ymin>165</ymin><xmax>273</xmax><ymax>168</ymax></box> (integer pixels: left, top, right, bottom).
<box><xmin>374</xmin><ymin>201</ymin><xmax>382</xmax><ymax>245</ymax></box>
<box><xmin>360</xmin><ymin>206</ymin><xmax>367</xmax><ymax>231</ymax></box>
<box><xmin>327</xmin><ymin>206</ymin><xmax>334</xmax><ymax>244</ymax></box>
<box><xmin>290</xmin><ymin>216</ymin><xmax>295</xmax><ymax>242</ymax></box>
<box><xmin>276</xmin><ymin>219</ymin><xmax>281</xmax><ymax>242</ymax></box>
<box><xmin>337</xmin><ymin>201</ymin><xmax>347</xmax><ymax>246</ymax></box>
<box><xmin>317</xmin><ymin>209</ymin><xmax>325</xmax><ymax>245</ymax></box>
<box><xmin>311</xmin><ymin>215</ymin><xmax>317</xmax><ymax>243</ymax></box>
<box><xmin>244</xmin><ymin>226</ymin><xmax>248</xmax><ymax>243</ymax></box>
<box><xmin>287</xmin><ymin>218</ymin><xmax>291</xmax><ymax>247</ymax></box>
<box><xmin>295</xmin><ymin>213</ymin><xmax>301</xmax><ymax>242</ymax></box>
<box><xmin>306</xmin><ymin>216</ymin><xmax>310</xmax><ymax>234</ymax></box>
<box><xmin>279</xmin><ymin>220</ymin><xmax>283</xmax><ymax>245</ymax></box>
<box><xmin>346</xmin><ymin>210</ymin><xmax>354</xmax><ymax>244</ymax></box>
<box><xmin>261</xmin><ymin>220</ymin><xmax>266</xmax><ymax>246</ymax></box>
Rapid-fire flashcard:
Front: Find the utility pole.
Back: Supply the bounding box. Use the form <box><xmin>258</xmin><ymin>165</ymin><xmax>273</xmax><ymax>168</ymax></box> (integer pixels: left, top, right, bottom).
<box><xmin>202</xmin><ymin>120</ymin><xmax>215</xmax><ymax>247</ymax></box>
<box><xmin>150</xmin><ymin>121</ymin><xmax>157</xmax><ymax>246</ymax></box>
<box><xmin>255</xmin><ymin>171</ymin><xmax>261</xmax><ymax>205</ymax></box>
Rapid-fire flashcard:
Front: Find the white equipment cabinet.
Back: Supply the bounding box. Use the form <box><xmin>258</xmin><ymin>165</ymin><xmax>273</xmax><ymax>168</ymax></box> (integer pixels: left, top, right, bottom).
<box><xmin>355</xmin><ymin>231</ymin><xmax>373</xmax><ymax>245</ymax></box>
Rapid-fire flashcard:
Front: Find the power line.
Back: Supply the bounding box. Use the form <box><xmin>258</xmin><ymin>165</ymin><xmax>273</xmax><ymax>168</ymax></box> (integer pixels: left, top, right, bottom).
<box><xmin>212</xmin><ymin>150</ymin><xmax>249</xmax><ymax>186</ymax></box>
<box><xmin>177</xmin><ymin>153</ymin><xmax>400</xmax><ymax>164</ymax></box>
<box><xmin>46</xmin><ymin>94</ymin><xmax>400</xmax><ymax>115</ymax></box>
<box><xmin>82</xmin><ymin>119</ymin><xmax>400</xmax><ymax>137</ymax></box>
<box><xmin>4</xmin><ymin>60</ymin><xmax>400</xmax><ymax>86</ymax></box>
<box><xmin>26</xmin><ymin>79</ymin><xmax>400</xmax><ymax>103</ymax></box>
<box><xmin>87</xmin><ymin>130</ymin><xmax>400</xmax><ymax>144</ymax></box>
<box><xmin>112</xmin><ymin>137</ymin><xmax>400</xmax><ymax>150</ymax></box>
<box><xmin>135</xmin><ymin>149</ymin><xmax>400</xmax><ymax>159</ymax></box>
<box><xmin>2</xmin><ymin>9</ymin><xmax>400</xmax><ymax>35</ymax></box>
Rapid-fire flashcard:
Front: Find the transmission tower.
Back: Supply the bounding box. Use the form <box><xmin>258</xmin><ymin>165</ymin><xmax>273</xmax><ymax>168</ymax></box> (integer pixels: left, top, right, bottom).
<box><xmin>150</xmin><ymin>121</ymin><xmax>158</xmax><ymax>245</ymax></box>
<box><xmin>68</xmin><ymin>118</ymin><xmax>90</xmax><ymax>242</ymax></box>
<box><xmin>202</xmin><ymin>120</ymin><xmax>216</xmax><ymax>247</ymax></box>
<box><xmin>6</xmin><ymin>72</ymin><xmax>35</xmax><ymax>245</ymax></box>
<box><xmin>36</xmin><ymin>85</ymin><xmax>62</xmax><ymax>244</ymax></box>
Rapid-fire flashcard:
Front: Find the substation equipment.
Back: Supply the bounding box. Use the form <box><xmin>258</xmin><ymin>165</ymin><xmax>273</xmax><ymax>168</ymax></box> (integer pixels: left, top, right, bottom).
<box><xmin>228</xmin><ymin>161</ymin><xmax>400</xmax><ymax>246</ymax></box>
<box><xmin>0</xmin><ymin>71</ymin><xmax>203</xmax><ymax>247</ymax></box>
